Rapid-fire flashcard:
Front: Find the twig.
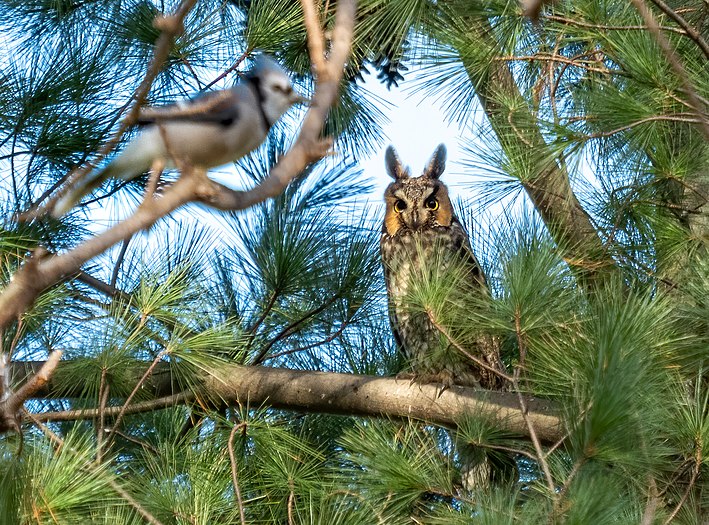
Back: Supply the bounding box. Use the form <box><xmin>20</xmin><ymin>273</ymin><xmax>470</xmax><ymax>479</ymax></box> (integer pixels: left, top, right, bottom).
<box><xmin>251</xmin><ymin>295</ymin><xmax>343</xmax><ymax>365</ymax></box>
<box><xmin>246</xmin><ymin>291</ymin><xmax>279</xmax><ymax>337</ymax></box>
<box><xmin>581</xmin><ymin>114</ymin><xmax>705</xmax><ymax>139</ymax></box>
<box><xmin>0</xmin><ymin>350</ymin><xmax>62</xmax><ymax>433</ymax></box>
<box><xmin>109</xmin><ymin>427</ymin><xmax>161</xmax><ymax>455</ymax></box>
<box><xmin>543</xmin><ymin>14</ymin><xmax>687</xmax><ymax>34</ymax></box>
<box><xmin>142</xmin><ymin>158</ymin><xmax>166</xmax><ymax>204</ymax></box>
<box><xmin>8</xmin><ymin>318</ymin><xmax>23</xmax><ymax>359</ymax></box>
<box><xmin>495</xmin><ymin>54</ymin><xmax>619</xmax><ymax>75</ymax></box>
<box><xmin>110</xmin><ymin>236</ymin><xmax>132</xmax><ymax>289</ymax></box>
<box><xmin>646</xmin><ymin>0</ymin><xmax>709</xmax><ymax>59</ymax></box>
<box><xmin>96</xmin><ymin>367</ymin><xmax>109</xmax><ymax>464</ymax></box>
<box><xmin>663</xmin><ymin>443</ymin><xmax>702</xmax><ymax>524</ymax></box>
<box><xmin>557</xmin><ymin>457</ymin><xmax>585</xmax><ymax>500</ymax></box>
<box><xmin>34</xmin><ymin>391</ymin><xmax>194</xmax><ymax>423</ymax></box>
<box><xmin>301</xmin><ymin>0</ymin><xmax>327</xmax><ymax>76</ymax></box>
<box><xmin>202</xmin><ymin>50</ymin><xmax>250</xmax><ymax>92</ymax></box>
<box><xmin>104</xmin><ymin>349</ymin><xmax>169</xmax><ymax>445</ymax></box>
<box><xmin>628</xmin><ymin>0</ymin><xmax>709</xmax><ymax>140</ymax></box>
<box><xmin>199</xmin><ymin>0</ymin><xmax>356</xmax><ymax>212</ymax></box>
<box><xmin>426</xmin><ymin>309</ymin><xmax>514</xmax><ymax>382</ymax></box>
<box><xmin>287</xmin><ymin>481</ymin><xmax>296</xmax><ymax>525</ymax></box>
<box><xmin>641</xmin><ymin>476</ymin><xmax>659</xmax><ymax>525</ymax></box>
<box><xmin>108</xmin><ymin>477</ymin><xmax>166</xmax><ymax>525</ymax></box>
<box><xmin>265</xmin><ymin>320</ymin><xmax>351</xmax><ymax>360</ymax></box>
<box><xmin>228</xmin><ymin>423</ymin><xmax>247</xmax><ymax>525</ymax></box>
<box><xmin>513</xmin><ymin>312</ymin><xmax>556</xmax><ymax>496</ymax></box>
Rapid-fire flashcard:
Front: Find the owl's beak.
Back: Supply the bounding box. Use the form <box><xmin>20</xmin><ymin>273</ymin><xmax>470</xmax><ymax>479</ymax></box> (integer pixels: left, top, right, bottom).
<box><xmin>410</xmin><ymin>210</ymin><xmax>423</xmax><ymax>231</ymax></box>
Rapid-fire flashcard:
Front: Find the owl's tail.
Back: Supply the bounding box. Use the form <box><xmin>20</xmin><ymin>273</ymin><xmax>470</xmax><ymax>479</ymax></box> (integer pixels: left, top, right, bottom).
<box><xmin>458</xmin><ymin>442</ymin><xmax>492</xmax><ymax>492</ymax></box>
<box><xmin>457</xmin><ymin>438</ymin><xmax>518</xmax><ymax>492</ymax></box>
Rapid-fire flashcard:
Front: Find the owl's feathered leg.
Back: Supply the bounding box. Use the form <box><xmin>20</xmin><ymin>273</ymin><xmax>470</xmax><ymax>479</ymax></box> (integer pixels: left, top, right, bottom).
<box><xmin>395</xmin><ymin>370</ymin><xmax>465</xmax><ymax>397</ymax></box>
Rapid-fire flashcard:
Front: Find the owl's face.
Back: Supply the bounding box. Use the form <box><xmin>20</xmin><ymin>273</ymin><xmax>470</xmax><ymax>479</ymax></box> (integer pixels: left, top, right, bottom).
<box><xmin>382</xmin><ymin>144</ymin><xmax>454</xmax><ymax>236</ymax></box>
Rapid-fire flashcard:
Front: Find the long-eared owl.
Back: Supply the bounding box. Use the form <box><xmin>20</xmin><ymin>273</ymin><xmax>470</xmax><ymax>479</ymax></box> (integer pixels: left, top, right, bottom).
<box><xmin>380</xmin><ymin>144</ymin><xmax>505</xmax><ymax>390</ymax></box>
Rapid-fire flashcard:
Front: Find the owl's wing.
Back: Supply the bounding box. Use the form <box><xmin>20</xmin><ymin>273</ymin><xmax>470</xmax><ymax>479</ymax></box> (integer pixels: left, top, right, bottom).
<box><xmin>450</xmin><ymin>218</ymin><xmax>488</xmax><ymax>290</ymax></box>
<box><xmin>450</xmin><ymin>217</ymin><xmax>507</xmax><ymax>388</ymax></box>
<box><xmin>380</xmin><ymin>246</ymin><xmax>409</xmax><ymax>362</ymax></box>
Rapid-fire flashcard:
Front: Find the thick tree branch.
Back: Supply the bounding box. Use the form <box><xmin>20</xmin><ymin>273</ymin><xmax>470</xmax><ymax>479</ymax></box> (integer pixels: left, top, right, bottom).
<box><xmin>20</xmin><ymin>362</ymin><xmax>563</xmax><ymax>443</ymax></box>
<box><xmin>447</xmin><ymin>20</ymin><xmax>617</xmax><ymax>289</ymax></box>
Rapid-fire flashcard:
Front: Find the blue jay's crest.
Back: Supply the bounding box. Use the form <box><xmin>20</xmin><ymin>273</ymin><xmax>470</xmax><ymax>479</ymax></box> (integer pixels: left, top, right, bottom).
<box><xmin>245</xmin><ymin>54</ymin><xmax>289</xmax><ymax>80</ymax></box>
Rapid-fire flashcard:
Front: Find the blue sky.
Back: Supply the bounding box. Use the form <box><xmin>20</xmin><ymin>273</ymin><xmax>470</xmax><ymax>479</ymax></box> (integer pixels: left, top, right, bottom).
<box><xmin>358</xmin><ymin>75</ymin><xmax>477</xmax><ymax>202</ymax></box>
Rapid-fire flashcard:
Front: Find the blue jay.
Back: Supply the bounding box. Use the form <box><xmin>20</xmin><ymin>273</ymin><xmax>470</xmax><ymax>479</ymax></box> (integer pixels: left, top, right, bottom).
<box><xmin>51</xmin><ymin>55</ymin><xmax>307</xmax><ymax>217</ymax></box>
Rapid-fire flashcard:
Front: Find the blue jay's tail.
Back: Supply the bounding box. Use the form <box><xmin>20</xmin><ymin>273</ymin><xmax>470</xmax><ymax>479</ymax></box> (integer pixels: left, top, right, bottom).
<box><xmin>50</xmin><ymin>165</ymin><xmax>117</xmax><ymax>218</ymax></box>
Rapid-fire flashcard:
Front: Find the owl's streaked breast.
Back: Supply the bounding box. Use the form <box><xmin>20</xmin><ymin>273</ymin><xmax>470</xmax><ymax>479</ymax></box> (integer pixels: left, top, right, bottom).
<box><xmin>381</xmin><ymin>224</ymin><xmax>483</xmax><ymax>387</ymax></box>
<box><xmin>379</xmin><ymin>144</ymin><xmax>504</xmax><ymax>390</ymax></box>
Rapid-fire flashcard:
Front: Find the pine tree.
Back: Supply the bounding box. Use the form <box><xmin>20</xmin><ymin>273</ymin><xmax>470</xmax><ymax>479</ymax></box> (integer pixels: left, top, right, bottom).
<box><xmin>0</xmin><ymin>0</ymin><xmax>707</xmax><ymax>523</ymax></box>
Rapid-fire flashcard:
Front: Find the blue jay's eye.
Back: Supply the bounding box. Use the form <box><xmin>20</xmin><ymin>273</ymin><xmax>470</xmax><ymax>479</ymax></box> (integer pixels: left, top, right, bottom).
<box><xmin>274</xmin><ymin>84</ymin><xmax>292</xmax><ymax>95</ymax></box>
<box><xmin>425</xmin><ymin>198</ymin><xmax>439</xmax><ymax>211</ymax></box>
<box><xmin>394</xmin><ymin>200</ymin><xmax>407</xmax><ymax>213</ymax></box>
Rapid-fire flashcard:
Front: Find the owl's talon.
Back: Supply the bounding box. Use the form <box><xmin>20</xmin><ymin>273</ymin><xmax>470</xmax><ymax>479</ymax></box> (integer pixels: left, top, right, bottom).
<box><xmin>436</xmin><ymin>383</ymin><xmax>449</xmax><ymax>398</ymax></box>
<box><xmin>394</xmin><ymin>372</ymin><xmax>416</xmax><ymax>383</ymax></box>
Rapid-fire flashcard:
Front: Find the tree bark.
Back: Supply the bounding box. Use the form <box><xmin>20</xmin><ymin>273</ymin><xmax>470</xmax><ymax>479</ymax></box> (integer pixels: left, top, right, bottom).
<box><xmin>14</xmin><ymin>361</ymin><xmax>563</xmax><ymax>443</ymax></box>
<box><xmin>455</xmin><ymin>21</ymin><xmax>617</xmax><ymax>288</ymax></box>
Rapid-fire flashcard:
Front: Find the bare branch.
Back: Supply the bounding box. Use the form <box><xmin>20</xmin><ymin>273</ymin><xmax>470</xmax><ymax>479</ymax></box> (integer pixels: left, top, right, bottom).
<box><xmin>28</xmin><ymin>364</ymin><xmax>562</xmax><ymax>443</ymax></box>
<box><xmin>0</xmin><ymin>350</ymin><xmax>62</xmax><ymax>433</ymax></box>
<box><xmin>301</xmin><ymin>0</ymin><xmax>328</xmax><ymax>76</ymax></box>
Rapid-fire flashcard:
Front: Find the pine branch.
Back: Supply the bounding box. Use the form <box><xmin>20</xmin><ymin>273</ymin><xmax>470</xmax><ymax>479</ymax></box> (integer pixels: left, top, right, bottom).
<box><xmin>628</xmin><ymin>0</ymin><xmax>709</xmax><ymax>140</ymax></box>
<box><xmin>645</xmin><ymin>0</ymin><xmax>709</xmax><ymax>60</ymax></box>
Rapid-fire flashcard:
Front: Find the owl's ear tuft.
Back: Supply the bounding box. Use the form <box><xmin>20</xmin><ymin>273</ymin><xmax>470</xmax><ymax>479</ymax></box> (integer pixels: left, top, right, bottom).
<box><xmin>423</xmin><ymin>144</ymin><xmax>447</xmax><ymax>179</ymax></box>
<box><xmin>385</xmin><ymin>146</ymin><xmax>409</xmax><ymax>180</ymax></box>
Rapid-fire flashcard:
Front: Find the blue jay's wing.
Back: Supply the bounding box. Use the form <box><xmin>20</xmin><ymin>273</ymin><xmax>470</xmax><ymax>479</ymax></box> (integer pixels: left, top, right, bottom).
<box><xmin>137</xmin><ymin>89</ymin><xmax>241</xmax><ymax>127</ymax></box>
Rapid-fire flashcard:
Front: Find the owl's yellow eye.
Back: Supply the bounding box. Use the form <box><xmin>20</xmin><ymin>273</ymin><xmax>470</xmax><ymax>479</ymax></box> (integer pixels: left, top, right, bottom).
<box><xmin>425</xmin><ymin>198</ymin><xmax>439</xmax><ymax>211</ymax></box>
<box><xmin>394</xmin><ymin>200</ymin><xmax>407</xmax><ymax>213</ymax></box>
